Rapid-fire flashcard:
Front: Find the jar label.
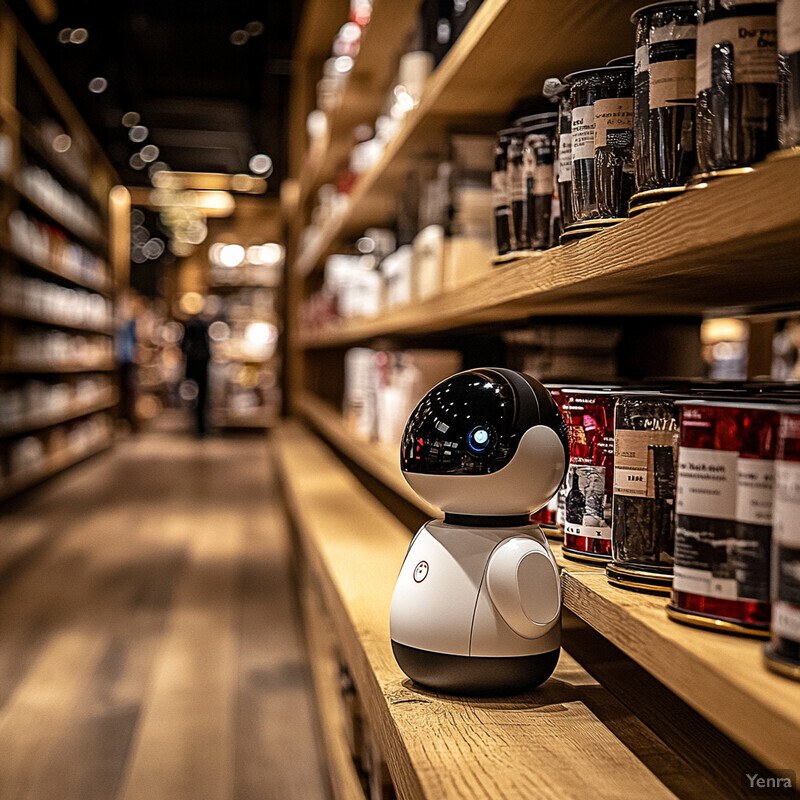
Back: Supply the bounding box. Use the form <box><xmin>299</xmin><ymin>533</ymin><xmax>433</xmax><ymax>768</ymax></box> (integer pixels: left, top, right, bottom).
<box><xmin>635</xmin><ymin>44</ymin><xmax>649</xmax><ymax>75</ymax></box>
<box><xmin>614</xmin><ymin>429</ymin><xmax>679</xmax><ymax>499</ymax></box>
<box><xmin>736</xmin><ymin>458</ymin><xmax>774</xmax><ymax>526</ymax></box>
<box><xmin>677</xmin><ymin>447</ymin><xmax>737</xmax><ymax>519</ymax></box>
<box><xmin>492</xmin><ymin>170</ymin><xmax>507</xmax><ymax>207</ymax></box>
<box><xmin>779</xmin><ymin>0</ymin><xmax>800</xmax><ymax>55</ymax></box>
<box><xmin>696</xmin><ymin>15</ymin><xmax>778</xmax><ymax>93</ymax></box>
<box><xmin>571</xmin><ymin>105</ymin><xmax>595</xmax><ymax>161</ymax></box>
<box><xmin>507</xmin><ymin>161</ymin><xmax>525</xmax><ymax>202</ymax></box>
<box><xmin>649</xmin><ymin>34</ymin><xmax>697</xmax><ymax>108</ymax></box>
<box><xmin>533</xmin><ymin>163</ymin><xmax>554</xmax><ymax>196</ymax></box>
<box><xmin>564</xmin><ymin>464</ymin><xmax>612</xmax><ymax>540</ymax></box>
<box><xmin>594</xmin><ymin>97</ymin><xmax>634</xmax><ymax>149</ymax></box>
<box><xmin>558</xmin><ymin>134</ymin><xmax>573</xmax><ymax>180</ymax></box>
<box><xmin>774</xmin><ymin>461</ymin><xmax>800</xmax><ymax>546</ymax></box>
<box><xmin>773</xmin><ymin>544</ymin><xmax>800</xmax><ymax>639</ymax></box>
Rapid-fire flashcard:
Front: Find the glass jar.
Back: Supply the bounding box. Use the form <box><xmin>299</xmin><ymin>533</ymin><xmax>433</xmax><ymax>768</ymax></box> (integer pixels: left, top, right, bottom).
<box><xmin>696</xmin><ymin>0</ymin><xmax>779</xmax><ymax>175</ymax></box>
<box><xmin>669</xmin><ymin>400</ymin><xmax>778</xmax><ymax>636</ymax></box>
<box><xmin>560</xmin><ymin>388</ymin><xmax>616</xmax><ymax>562</ymax></box>
<box><xmin>518</xmin><ymin>112</ymin><xmax>558</xmax><ymax>250</ymax></box>
<box><xmin>778</xmin><ymin>0</ymin><xmax>800</xmax><ymax>149</ymax></box>
<box><xmin>765</xmin><ymin>406</ymin><xmax>800</xmax><ymax>679</ymax></box>
<box><xmin>506</xmin><ymin>126</ymin><xmax>527</xmax><ymax>251</ymax></box>
<box><xmin>631</xmin><ymin>2</ymin><xmax>698</xmax><ymax>213</ymax></box>
<box><xmin>492</xmin><ymin>129</ymin><xmax>514</xmax><ymax>255</ymax></box>
<box><xmin>564</xmin><ymin>66</ymin><xmax>634</xmax><ymax>239</ymax></box>
<box><xmin>609</xmin><ymin>393</ymin><xmax>681</xmax><ymax>594</ymax></box>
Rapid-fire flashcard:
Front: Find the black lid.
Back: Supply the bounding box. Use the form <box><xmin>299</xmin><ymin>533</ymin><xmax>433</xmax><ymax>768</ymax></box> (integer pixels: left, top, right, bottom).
<box><xmin>565</xmin><ymin>64</ymin><xmax>634</xmax><ymax>83</ymax></box>
<box><xmin>606</xmin><ymin>55</ymin><xmax>635</xmax><ymax>67</ymax></box>
<box><xmin>631</xmin><ymin>0</ymin><xmax>698</xmax><ymax>24</ymax></box>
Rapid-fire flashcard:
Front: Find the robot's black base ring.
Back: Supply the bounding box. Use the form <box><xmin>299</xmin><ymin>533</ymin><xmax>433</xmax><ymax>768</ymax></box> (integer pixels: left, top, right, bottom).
<box><xmin>391</xmin><ymin>641</ymin><xmax>560</xmax><ymax>696</ymax></box>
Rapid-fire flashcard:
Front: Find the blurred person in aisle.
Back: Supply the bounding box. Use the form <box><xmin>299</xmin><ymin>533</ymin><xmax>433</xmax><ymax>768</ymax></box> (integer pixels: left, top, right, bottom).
<box><xmin>115</xmin><ymin>288</ymin><xmax>141</xmax><ymax>433</ymax></box>
<box><xmin>180</xmin><ymin>292</ymin><xmax>211</xmax><ymax>437</ymax></box>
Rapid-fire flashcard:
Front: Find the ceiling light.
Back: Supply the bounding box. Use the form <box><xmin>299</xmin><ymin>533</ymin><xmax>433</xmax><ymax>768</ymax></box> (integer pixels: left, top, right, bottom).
<box><xmin>122</xmin><ymin>111</ymin><xmax>140</xmax><ymax>127</ymax></box>
<box><xmin>219</xmin><ymin>244</ymin><xmax>245</xmax><ymax>267</ymax></box>
<box><xmin>129</xmin><ymin>125</ymin><xmax>148</xmax><ymax>143</ymax></box>
<box><xmin>245</xmin><ymin>21</ymin><xmax>264</xmax><ymax>36</ymax></box>
<box><xmin>140</xmin><ymin>144</ymin><xmax>159</xmax><ymax>163</ymax></box>
<box><xmin>88</xmin><ymin>77</ymin><xmax>107</xmax><ymax>93</ymax></box>
<box><xmin>230</xmin><ymin>29</ymin><xmax>249</xmax><ymax>45</ymax></box>
<box><xmin>248</xmin><ymin>153</ymin><xmax>273</xmax><ymax>176</ymax></box>
<box><xmin>69</xmin><ymin>28</ymin><xmax>88</xmax><ymax>44</ymax></box>
<box><xmin>52</xmin><ymin>134</ymin><xmax>71</xmax><ymax>153</ymax></box>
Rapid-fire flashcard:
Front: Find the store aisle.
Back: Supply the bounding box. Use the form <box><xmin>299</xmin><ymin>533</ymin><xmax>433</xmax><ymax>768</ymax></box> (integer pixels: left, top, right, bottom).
<box><xmin>0</xmin><ymin>427</ymin><xmax>329</xmax><ymax>800</ymax></box>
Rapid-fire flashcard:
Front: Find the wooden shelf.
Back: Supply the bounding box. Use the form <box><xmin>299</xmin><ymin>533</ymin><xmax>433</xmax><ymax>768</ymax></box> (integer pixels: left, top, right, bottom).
<box><xmin>0</xmin><ymin>395</ymin><xmax>117</xmax><ymax>437</ymax></box>
<box><xmin>297</xmin><ymin>0</ymin><xmax>425</xmax><ymax>208</ymax></box>
<box><xmin>0</xmin><ymin>305</ymin><xmax>112</xmax><ymax>335</ymax></box>
<box><xmin>0</xmin><ymin>361</ymin><xmax>116</xmax><ymax>374</ymax></box>
<box><xmin>294</xmin><ymin>0</ymin><xmax>643</xmax><ymax>276</ymax></box>
<box><xmin>0</xmin><ymin>239</ymin><xmax>111</xmax><ymax>295</ymax></box>
<box><xmin>0</xmin><ymin>437</ymin><xmax>111</xmax><ymax>502</ymax></box>
<box><xmin>292</xmin><ymin>395</ymin><xmax>800</xmax><ymax>775</ymax></box>
<box><xmin>297</xmin><ymin>156</ymin><xmax>800</xmax><ymax>346</ymax></box>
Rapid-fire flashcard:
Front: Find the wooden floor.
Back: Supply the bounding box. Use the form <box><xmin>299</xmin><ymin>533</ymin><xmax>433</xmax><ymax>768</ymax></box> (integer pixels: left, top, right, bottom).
<box><xmin>0</xmin><ymin>421</ymin><xmax>330</xmax><ymax>800</ymax></box>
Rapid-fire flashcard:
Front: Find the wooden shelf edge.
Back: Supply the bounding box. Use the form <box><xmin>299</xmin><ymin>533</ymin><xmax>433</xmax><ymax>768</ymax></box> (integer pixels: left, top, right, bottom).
<box><xmin>289</xmin><ymin>399</ymin><xmax>800</xmax><ymax>775</ymax></box>
<box><xmin>0</xmin><ymin>396</ymin><xmax>117</xmax><ymax>437</ymax></box>
<box><xmin>0</xmin><ymin>437</ymin><xmax>112</xmax><ymax>501</ymax></box>
<box><xmin>0</xmin><ymin>306</ymin><xmax>113</xmax><ymax>335</ymax></box>
<box><xmin>296</xmin><ymin>156</ymin><xmax>800</xmax><ymax>345</ymax></box>
<box><xmin>0</xmin><ymin>361</ymin><xmax>116</xmax><ymax>374</ymax></box>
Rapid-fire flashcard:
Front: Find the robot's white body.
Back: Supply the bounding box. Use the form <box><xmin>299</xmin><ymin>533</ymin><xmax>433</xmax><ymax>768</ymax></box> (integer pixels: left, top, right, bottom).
<box><xmin>391</xmin><ymin>521</ymin><xmax>561</xmax><ymax>693</ymax></box>
<box><xmin>389</xmin><ymin>368</ymin><xmax>568</xmax><ymax>694</ymax></box>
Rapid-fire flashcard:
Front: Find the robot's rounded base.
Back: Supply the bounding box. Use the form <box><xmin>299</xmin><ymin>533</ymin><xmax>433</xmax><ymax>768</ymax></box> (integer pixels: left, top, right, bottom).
<box><xmin>392</xmin><ymin>641</ymin><xmax>560</xmax><ymax>696</ymax></box>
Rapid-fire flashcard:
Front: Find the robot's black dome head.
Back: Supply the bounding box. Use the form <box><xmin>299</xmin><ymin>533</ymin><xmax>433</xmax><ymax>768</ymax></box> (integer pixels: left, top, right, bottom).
<box><xmin>400</xmin><ymin>369</ymin><xmax>568</xmax><ymax>516</ymax></box>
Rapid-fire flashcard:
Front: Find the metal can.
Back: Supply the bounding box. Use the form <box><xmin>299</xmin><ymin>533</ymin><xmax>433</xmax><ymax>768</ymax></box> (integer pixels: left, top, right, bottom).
<box><xmin>630</xmin><ymin>2</ymin><xmax>698</xmax><ymax>214</ymax></box>
<box><xmin>518</xmin><ymin>112</ymin><xmax>558</xmax><ymax>251</ymax></box>
<box><xmin>765</xmin><ymin>406</ymin><xmax>800</xmax><ymax>679</ymax></box>
<box><xmin>609</xmin><ymin>393</ymin><xmax>681</xmax><ymax>594</ymax></box>
<box><xmin>695</xmin><ymin>0</ymin><xmax>778</xmax><ymax>176</ymax></box>
<box><xmin>669</xmin><ymin>400</ymin><xmax>779</xmax><ymax>636</ymax></box>
<box><xmin>560</xmin><ymin>388</ymin><xmax>617</xmax><ymax>562</ymax></box>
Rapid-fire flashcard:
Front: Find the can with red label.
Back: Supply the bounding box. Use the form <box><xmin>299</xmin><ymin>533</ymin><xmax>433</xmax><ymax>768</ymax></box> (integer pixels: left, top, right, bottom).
<box><xmin>765</xmin><ymin>406</ymin><xmax>800</xmax><ymax>679</ymax></box>
<box><xmin>669</xmin><ymin>400</ymin><xmax>779</xmax><ymax>636</ymax></box>
<box><xmin>560</xmin><ymin>388</ymin><xmax>616</xmax><ymax>563</ymax></box>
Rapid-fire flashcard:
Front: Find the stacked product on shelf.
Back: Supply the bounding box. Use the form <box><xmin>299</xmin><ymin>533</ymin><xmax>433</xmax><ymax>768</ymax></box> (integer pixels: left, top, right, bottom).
<box><xmin>343</xmin><ymin>347</ymin><xmax>461</xmax><ymax>446</ymax></box>
<box><xmin>0</xmin><ymin>7</ymin><xmax>118</xmax><ymax>501</ymax></box>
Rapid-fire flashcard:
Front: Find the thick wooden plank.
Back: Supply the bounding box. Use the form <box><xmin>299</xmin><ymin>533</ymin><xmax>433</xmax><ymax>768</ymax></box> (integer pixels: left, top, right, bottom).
<box><xmin>298</xmin><ymin>155</ymin><xmax>800</xmax><ymax>344</ymax></box>
<box><xmin>561</xmin><ymin>569</ymin><xmax>800</xmax><ymax>775</ymax></box>
<box><xmin>287</xmin><ymin>402</ymin><xmax>800</xmax><ymax>779</ymax></box>
<box><xmin>274</xmin><ymin>421</ymin><xmax>709</xmax><ymax>800</ymax></box>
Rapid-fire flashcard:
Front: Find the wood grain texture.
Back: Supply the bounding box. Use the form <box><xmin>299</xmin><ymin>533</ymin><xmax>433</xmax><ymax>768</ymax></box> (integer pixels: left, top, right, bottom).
<box><xmin>284</xmin><ymin>405</ymin><xmax>800</xmax><ymax>781</ymax></box>
<box><xmin>0</xmin><ymin>425</ymin><xmax>328</xmax><ymax>800</ymax></box>
<box><xmin>274</xmin><ymin>420</ymin><xmax>744</xmax><ymax>800</ymax></box>
<box><xmin>561</xmin><ymin>569</ymin><xmax>800</xmax><ymax>775</ymax></box>
<box><xmin>298</xmin><ymin>155</ymin><xmax>800</xmax><ymax>344</ymax></box>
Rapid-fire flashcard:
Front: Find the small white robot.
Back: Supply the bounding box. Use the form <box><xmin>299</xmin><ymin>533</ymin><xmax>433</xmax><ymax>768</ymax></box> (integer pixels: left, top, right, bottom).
<box><xmin>390</xmin><ymin>368</ymin><xmax>568</xmax><ymax>694</ymax></box>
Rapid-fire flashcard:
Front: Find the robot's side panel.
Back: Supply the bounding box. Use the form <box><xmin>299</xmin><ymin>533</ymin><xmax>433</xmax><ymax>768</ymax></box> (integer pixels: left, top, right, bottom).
<box><xmin>389</xmin><ymin>523</ymin><xmax>500</xmax><ymax>657</ymax></box>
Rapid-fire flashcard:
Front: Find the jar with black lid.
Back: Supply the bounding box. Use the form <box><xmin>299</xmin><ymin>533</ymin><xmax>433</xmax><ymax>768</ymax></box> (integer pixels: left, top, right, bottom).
<box><xmin>543</xmin><ymin>78</ymin><xmax>574</xmax><ymax>237</ymax></box>
<box><xmin>492</xmin><ymin>129</ymin><xmax>514</xmax><ymax>255</ymax></box>
<box><xmin>505</xmin><ymin>126</ymin><xmax>528</xmax><ymax>252</ymax></box>
<box><xmin>765</xmin><ymin>405</ymin><xmax>800</xmax><ymax>680</ymax></box>
<box><xmin>563</xmin><ymin>65</ymin><xmax>635</xmax><ymax>242</ymax></box>
<box><xmin>609</xmin><ymin>392</ymin><xmax>682</xmax><ymax>594</ymax></box>
<box><xmin>778</xmin><ymin>0</ymin><xmax>800</xmax><ymax>150</ymax></box>
<box><xmin>518</xmin><ymin>112</ymin><xmax>558</xmax><ymax>250</ymax></box>
<box><xmin>631</xmin><ymin>2</ymin><xmax>698</xmax><ymax>214</ymax></box>
<box><xmin>695</xmin><ymin>0</ymin><xmax>778</xmax><ymax>177</ymax></box>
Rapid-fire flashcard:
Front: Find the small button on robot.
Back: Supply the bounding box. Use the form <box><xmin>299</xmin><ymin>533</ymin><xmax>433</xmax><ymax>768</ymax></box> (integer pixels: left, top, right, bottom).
<box><xmin>413</xmin><ymin>561</ymin><xmax>429</xmax><ymax>582</ymax></box>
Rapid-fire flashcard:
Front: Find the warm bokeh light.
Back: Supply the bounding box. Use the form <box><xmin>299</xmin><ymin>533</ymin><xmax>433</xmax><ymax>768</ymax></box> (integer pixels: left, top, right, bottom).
<box><xmin>178</xmin><ymin>292</ymin><xmax>204</xmax><ymax>316</ymax></box>
<box><xmin>219</xmin><ymin>243</ymin><xmax>245</xmax><ymax>267</ymax></box>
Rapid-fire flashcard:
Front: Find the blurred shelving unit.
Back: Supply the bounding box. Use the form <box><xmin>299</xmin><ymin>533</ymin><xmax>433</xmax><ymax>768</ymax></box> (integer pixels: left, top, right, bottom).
<box><xmin>0</xmin><ymin>2</ymin><xmax>124</xmax><ymax>501</ymax></box>
<box><xmin>281</xmin><ymin>1</ymin><xmax>800</xmax><ymax>798</ymax></box>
